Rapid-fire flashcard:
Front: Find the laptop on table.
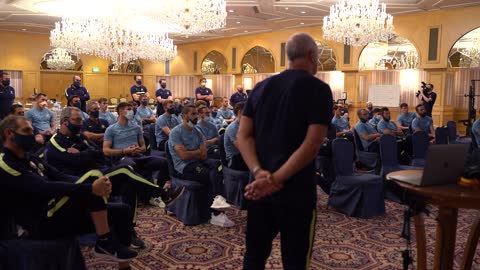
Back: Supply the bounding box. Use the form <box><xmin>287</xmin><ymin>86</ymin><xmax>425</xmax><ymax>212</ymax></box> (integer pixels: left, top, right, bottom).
<box><xmin>393</xmin><ymin>144</ymin><xmax>469</xmax><ymax>186</ymax></box>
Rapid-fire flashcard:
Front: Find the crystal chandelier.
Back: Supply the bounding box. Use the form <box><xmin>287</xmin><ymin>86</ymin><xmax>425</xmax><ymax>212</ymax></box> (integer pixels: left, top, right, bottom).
<box><xmin>46</xmin><ymin>48</ymin><xmax>76</xmax><ymax>70</ymax></box>
<box><xmin>323</xmin><ymin>0</ymin><xmax>394</xmax><ymax>47</ymax></box>
<box><xmin>50</xmin><ymin>16</ymin><xmax>177</xmax><ymax>65</ymax></box>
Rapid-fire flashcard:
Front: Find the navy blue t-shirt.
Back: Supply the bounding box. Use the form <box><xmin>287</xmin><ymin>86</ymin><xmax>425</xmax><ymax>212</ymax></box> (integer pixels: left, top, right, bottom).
<box><xmin>243</xmin><ymin>69</ymin><xmax>333</xmax><ymax>205</ymax></box>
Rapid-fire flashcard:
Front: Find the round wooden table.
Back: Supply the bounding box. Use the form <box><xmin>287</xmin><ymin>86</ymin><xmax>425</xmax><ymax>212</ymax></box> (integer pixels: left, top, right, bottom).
<box><xmin>386</xmin><ymin>170</ymin><xmax>480</xmax><ymax>270</ymax></box>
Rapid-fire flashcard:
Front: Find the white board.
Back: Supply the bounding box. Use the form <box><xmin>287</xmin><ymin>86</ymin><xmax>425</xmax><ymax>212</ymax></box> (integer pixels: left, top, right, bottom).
<box><xmin>367</xmin><ymin>85</ymin><xmax>401</xmax><ymax>107</ymax></box>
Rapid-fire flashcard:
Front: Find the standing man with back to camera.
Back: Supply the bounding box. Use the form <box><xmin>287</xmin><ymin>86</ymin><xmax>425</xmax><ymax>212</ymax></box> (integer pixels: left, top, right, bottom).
<box><xmin>237</xmin><ymin>32</ymin><xmax>333</xmax><ymax>270</ymax></box>
<box><xmin>417</xmin><ymin>83</ymin><xmax>437</xmax><ymax>117</ymax></box>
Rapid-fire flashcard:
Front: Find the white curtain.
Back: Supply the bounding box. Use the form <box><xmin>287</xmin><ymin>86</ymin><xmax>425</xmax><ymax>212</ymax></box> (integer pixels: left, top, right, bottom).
<box><xmin>157</xmin><ymin>75</ymin><xmax>196</xmax><ymax>99</ymax></box>
<box><xmin>453</xmin><ymin>68</ymin><xmax>480</xmax><ymax>110</ymax></box>
<box><xmin>315</xmin><ymin>71</ymin><xmax>344</xmax><ymax>101</ymax></box>
<box><xmin>211</xmin><ymin>74</ymin><xmax>235</xmax><ymax>98</ymax></box>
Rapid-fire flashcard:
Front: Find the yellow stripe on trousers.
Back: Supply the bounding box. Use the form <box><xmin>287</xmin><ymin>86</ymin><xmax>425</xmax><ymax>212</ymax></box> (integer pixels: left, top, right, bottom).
<box><xmin>306</xmin><ymin>209</ymin><xmax>316</xmax><ymax>270</ymax></box>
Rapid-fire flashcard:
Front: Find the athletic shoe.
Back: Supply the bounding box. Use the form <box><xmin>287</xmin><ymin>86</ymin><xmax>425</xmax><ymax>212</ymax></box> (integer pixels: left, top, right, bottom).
<box><xmin>210</xmin><ymin>213</ymin><xmax>235</xmax><ymax>227</ymax></box>
<box><xmin>149</xmin><ymin>196</ymin><xmax>166</xmax><ymax>208</ymax></box>
<box><xmin>210</xmin><ymin>195</ymin><xmax>231</xmax><ymax>209</ymax></box>
<box><xmin>130</xmin><ymin>230</ymin><xmax>146</xmax><ymax>249</ymax></box>
<box><xmin>161</xmin><ymin>186</ymin><xmax>185</xmax><ymax>206</ymax></box>
<box><xmin>94</xmin><ymin>237</ymin><xmax>138</xmax><ymax>262</ymax></box>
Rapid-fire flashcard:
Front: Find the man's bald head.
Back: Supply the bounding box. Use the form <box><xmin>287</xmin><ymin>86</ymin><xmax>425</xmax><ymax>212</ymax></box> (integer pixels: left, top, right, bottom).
<box><xmin>286</xmin><ymin>33</ymin><xmax>318</xmax><ymax>74</ymax></box>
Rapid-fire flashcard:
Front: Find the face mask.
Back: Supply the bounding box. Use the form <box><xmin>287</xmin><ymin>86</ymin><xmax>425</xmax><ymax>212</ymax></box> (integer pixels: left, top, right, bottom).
<box><xmin>91</xmin><ymin>110</ymin><xmax>99</xmax><ymax>118</ymax></box>
<box><xmin>384</xmin><ymin>117</ymin><xmax>390</xmax><ymax>122</ymax></box>
<box><xmin>375</xmin><ymin>115</ymin><xmax>382</xmax><ymax>120</ymax></box>
<box><xmin>212</xmin><ymin>112</ymin><xmax>217</xmax><ymax>118</ymax></box>
<box><xmin>419</xmin><ymin>113</ymin><xmax>427</xmax><ymax>118</ymax></box>
<box><xmin>367</xmin><ymin>106</ymin><xmax>373</xmax><ymax>110</ymax></box>
<box><xmin>73</xmin><ymin>81</ymin><xmax>81</xmax><ymax>88</ymax></box>
<box><xmin>204</xmin><ymin>116</ymin><xmax>212</xmax><ymax>122</ymax></box>
<box><xmin>141</xmin><ymin>100</ymin><xmax>148</xmax><ymax>106</ymax></box>
<box><xmin>125</xmin><ymin>110</ymin><xmax>135</xmax><ymax>120</ymax></box>
<box><xmin>13</xmin><ymin>132</ymin><xmax>36</xmax><ymax>152</ymax></box>
<box><xmin>187</xmin><ymin>118</ymin><xmax>198</xmax><ymax>128</ymax></box>
<box><xmin>66</xmin><ymin>121</ymin><xmax>82</xmax><ymax>134</ymax></box>
<box><xmin>2</xmin><ymin>80</ymin><xmax>10</xmax><ymax>87</ymax></box>
<box><xmin>161</xmin><ymin>83</ymin><xmax>167</xmax><ymax>88</ymax></box>
<box><xmin>360</xmin><ymin>118</ymin><xmax>368</xmax><ymax>123</ymax></box>
<box><xmin>167</xmin><ymin>108</ymin><xmax>175</xmax><ymax>114</ymax></box>
<box><xmin>39</xmin><ymin>101</ymin><xmax>47</xmax><ymax>108</ymax></box>
<box><xmin>136</xmin><ymin>80</ymin><xmax>142</xmax><ymax>85</ymax></box>
<box><xmin>73</xmin><ymin>102</ymin><xmax>81</xmax><ymax>109</ymax></box>
<box><xmin>201</xmin><ymin>82</ymin><xmax>206</xmax><ymax>87</ymax></box>
<box><xmin>238</xmin><ymin>88</ymin><xmax>243</xmax><ymax>93</ymax></box>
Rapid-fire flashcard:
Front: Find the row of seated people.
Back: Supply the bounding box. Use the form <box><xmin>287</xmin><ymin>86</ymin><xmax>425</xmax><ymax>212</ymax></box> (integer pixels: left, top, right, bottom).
<box><xmin>1</xmin><ymin>96</ymin><xmax>246</xmax><ymax>269</ymax></box>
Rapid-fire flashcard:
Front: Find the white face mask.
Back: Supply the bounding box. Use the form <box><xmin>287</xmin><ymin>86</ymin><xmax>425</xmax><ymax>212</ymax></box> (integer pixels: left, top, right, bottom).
<box><xmin>201</xmin><ymin>82</ymin><xmax>206</xmax><ymax>87</ymax></box>
<box><xmin>204</xmin><ymin>116</ymin><xmax>212</xmax><ymax>123</ymax></box>
<box><xmin>187</xmin><ymin>121</ymin><xmax>195</xmax><ymax>128</ymax></box>
<box><xmin>125</xmin><ymin>110</ymin><xmax>134</xmax><ymax>120</ymax></box>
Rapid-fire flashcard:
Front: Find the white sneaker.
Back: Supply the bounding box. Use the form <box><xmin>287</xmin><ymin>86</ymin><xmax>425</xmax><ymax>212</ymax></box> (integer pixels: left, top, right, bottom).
<box><xmin>210</xmin><ymin>195</ymin><xmax>231</xmax><ymax>209</ymax></box>
<box><xmin>149</xmin><ymin>196</ymin><xmax>166</xmax><ymax>208</ymax></box>
<box><xmin>210</xmin><ymin>213</ymin><xmax>235</xmax><ymax>227</ymax></box>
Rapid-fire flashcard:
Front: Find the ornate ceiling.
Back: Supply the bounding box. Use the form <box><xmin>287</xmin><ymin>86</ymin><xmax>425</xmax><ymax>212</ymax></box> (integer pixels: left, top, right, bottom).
<box><xmin>1</xmin><ymin>0</ymin><xmax>480</xmax><ymax>44</ymax></box>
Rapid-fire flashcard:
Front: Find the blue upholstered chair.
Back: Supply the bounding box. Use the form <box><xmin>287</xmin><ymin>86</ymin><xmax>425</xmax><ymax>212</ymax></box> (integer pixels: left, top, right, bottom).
<box><xmin>410</xmin><ymin>131</ymin><xmax>430</xmax><ymax>167</ymax></box>
<box><xmin>328</xmin><ymin>139</ymin><xmax>385</xmax><ymax>219</ymax></box>
<box><xmin>218</xmin><ymin>134</ymin><xmax>249</xmax><ymax>209</ymax></box>
<box><xmin>353</xmin><ymin>128</ymin><xmax>379</xmax><ymax>173</ymax></box>
<box><xmin>164</xmin><ymin>141</ymin><xmax>210</xmax><ymax>225</ymax></box>
<box><xmin>446</xmin><ymin>121</ymin><xmax>472</xmax><ymax>144</ymax></box>
<box><xmin>434</xmin><ymin>127</ymin><xmax>449</xmax><ymax>145</ymax></box>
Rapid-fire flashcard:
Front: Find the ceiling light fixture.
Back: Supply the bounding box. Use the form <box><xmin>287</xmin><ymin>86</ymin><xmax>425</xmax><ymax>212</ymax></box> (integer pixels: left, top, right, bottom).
<box><xmin>46</xmin><ymin>47</ymin><xmax>76</xmax><ymax>70</ymax></box>
<box><xmin>322</xmin><ymin>0</ymin><xmax>394</xmax><ymax>46</ymax></box>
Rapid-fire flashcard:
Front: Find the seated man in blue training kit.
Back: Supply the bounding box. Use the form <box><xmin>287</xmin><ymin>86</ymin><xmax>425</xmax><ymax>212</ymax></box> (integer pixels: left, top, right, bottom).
<box><xmin>210</xmin><ymin>105</ymin><xmax>227</xmax><ymax>130</ymax></box>
<box><xmin>136</xmin><ymin>94</ymin><xmax>156</xmax><ymax>129</ymax></box>
<box><xmin>377</xmin><ymin>107</ymin><xmax>404</xmax><ymax>137</ymax></box>
<box><xmin>331</xmin><ymin>104</ymin><xmax>353</xmax><ymax>141</ymax></box>
<box><xmin>196</xmin><ymin>106</ymin><xmax>220</xmax><ymax>159</ymax></box>
<box><xmin>46</xmin><ymin>106</ymin><xmax>184</xmax><ymax>248</ymax></box>
<box><xmin>169</xmin><ymin>105</ymin><xmax>234</xmax><ymax>227</ymax></box>
<box><xmin>67</xmin><ymin>95</ymin><xmax>89</xmax><ymax>121</ymax></box>
<box><xmin>155</xmin><ymin>100</ymin><xmax>180</xmax><ymax>151</ymax></box>
<box><xmin>82</xmin><ymin>101</ymin><xmax>109</xmax><ymax>147</ymax></box>
<box><xmin>412</xmin><ymin>104</ymin><xmax>435</xmax><ymax>141</ymax></box>
<box><xmin>25</xmin><ymin>93</ymin><xmax>56</xmax><ymax>145</ymax></box>
<box><xmin>355</xmin><ymin>109</ymin><xmax>381</xmax><ymax>152</ymax></box>
<box><xmin>397</xmin><ymin>103</ymin><xmax>416</xmax><ymax>134</ymax></box>
<box><xmin>102</xmin><ymin>102</ymin><xmax>175</xmax><ymax>203</ymax></box>
<box><xmin>0</xmin><ymin>115</ymin><xmax>138</xmax><ymax>269</ymax></box>
<box><xmin>368</xmin><ymin>107</ymin><xmax>382</xmax><ymax>128</ymax></box>
<box><xmin>224</xmin><ymin>102</ymin><xmax>248</xmax><ymax>171</ymax></box>
<box><xmin>218</xmin><ymin>98</ymin><xmax>235</xmax><ymax>124</ymax></box>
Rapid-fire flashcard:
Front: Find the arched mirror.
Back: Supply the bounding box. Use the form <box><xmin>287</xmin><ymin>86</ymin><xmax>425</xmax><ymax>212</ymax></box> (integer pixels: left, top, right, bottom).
<box><xmin>359</xmin><ymin>34</ymin><xmax>419</xmax><ymax>70</ymax></box>
<box><xmin>40</xmin><ymin>48</ymin><xmax>82</xmax><ymax>71</ymax></box>
<box><xmin>448</xmin><ymin>27</ymin><xmax>480</xmax><ymax>68</ymax></box>
<box><xmin>201</xmin><ymin>50</ymin><xmax>228</xmax><ymax>74</ymax></box>
<box><xmin>108</xmin><ymin>59</ymin><xmax>143</xmax><ymax>73</ymax></box>
<box><xmin>316</xmin><ymin>41</ymin><xmax>337</xmax><ymax>71</ymax></box>
<box><xmin>241</xmin><ymin>46</ymin><xmax>275</xmax><ymax>74</ymax></box>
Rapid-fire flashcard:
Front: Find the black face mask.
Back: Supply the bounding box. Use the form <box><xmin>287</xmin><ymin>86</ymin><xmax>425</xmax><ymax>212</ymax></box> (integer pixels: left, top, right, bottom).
<box><xmin>191</xmin><ymin>118</ymin><xmax>198</xmax><ymax>125</ymax></box>
<box><xmin>2</xmin><ymin>80</ymin><xmax>10</xmax><ymax>87</ymax></box>
<box><xmin>212</xmin><ymin>112</ymin><xmax>218</xmax><ymax>118</ymax></box>
<box><xmin>360</xmin><ymin>118</ymin><xmax>368</xmax><ymax>123</ymax></box>
<box><xmin>66</xmin><ymin>121</ymin><xmax>82</xmax><ymax>135</ymax></box>
<box><xmin>73</xmin><ymin>81</ymin><xmax>81</xmax><ymax>88</ymax></box>
<box><xmin>136</xmin><ymin>80</ymin><xmax>142</xmax><ymax>85</ymax></box>
<box><xmin>238</xmin><ymin>88</ymin><xmax>243</xmax><ymax>93</ymax></box>
<box><xmin>91</xmin><ymin>110</ymin><xmax>99</xmax><ymax>118</ymax></box>
<box><xmin>167</xmin><ymin>108</ymin><xmax>175</xmax><ymax>114</ymax></box>
<box><xmin>419</xmin><ymin>113</ymin><xmax>427</xmax><ymax>118</ymax></box>
<box><xmin>13</xmin><ymin>132</ymin><xmax>36</xmax><ymax>152</ymax></box>
<box><xmin>367</xmin><ymin>106</ymin><xmax>373</xmax><ymax>110</ymax></box>
<box><xmin>161</xmin><ymin>83</ymin><xmax>167</xmax><ymax>88</ymax></box>
<box><xmin>141</xmin><ymin>100</ymin><xmax>148</xmax><ymax>106</ymax></box>
<box><xmin>73</xmin><ymin>102</ymin><xmax>81</xmax><ymax>109</ymax></box>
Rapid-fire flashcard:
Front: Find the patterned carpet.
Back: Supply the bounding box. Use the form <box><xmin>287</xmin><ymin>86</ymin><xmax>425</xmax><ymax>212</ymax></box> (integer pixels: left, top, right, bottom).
<box><xmin>83</xmin><ymin>189</ymin><xmax>480</xmax><ymax>269</ymax></box>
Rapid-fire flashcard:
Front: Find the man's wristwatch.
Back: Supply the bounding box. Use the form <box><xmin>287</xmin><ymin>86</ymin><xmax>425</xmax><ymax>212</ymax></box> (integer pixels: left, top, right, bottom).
<box><xmin>251</xmin><ymin>166</ymin><xmax>261</xmax><ymax>176</ymax></box>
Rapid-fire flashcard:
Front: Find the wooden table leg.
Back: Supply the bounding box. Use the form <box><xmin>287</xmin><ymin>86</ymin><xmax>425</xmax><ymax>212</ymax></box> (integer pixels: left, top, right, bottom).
<box><xmin>414</xmin><ymin>214</ymin><xmax>427</xmax><ymax>270</ymax></box>
<box><xmin>433</xmin><ymin>207</ymin><xmax>458</xmax><ymax>270</ymax></box>
<box><xmin>460</xmin><ymin>214</ymin><xmax>480</xmax><ymax>270</ymax></box>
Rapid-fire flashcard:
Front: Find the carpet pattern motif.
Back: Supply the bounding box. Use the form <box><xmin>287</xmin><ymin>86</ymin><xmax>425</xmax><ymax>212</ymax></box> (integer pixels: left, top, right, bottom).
<box><xmin>83</xmin><ymin>190</ymin><xmax>480</xmax><ymax>269</ymax></box>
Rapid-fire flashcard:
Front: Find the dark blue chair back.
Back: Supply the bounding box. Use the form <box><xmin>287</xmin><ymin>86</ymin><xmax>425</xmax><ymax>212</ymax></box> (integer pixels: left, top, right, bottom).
<box><xmin>435</xmin><ymin>127</ymin><xmax>449</xmax><ymax>145</ymax></box>
<box><xmin>332</xmin><ymin>139</ymin><xmax>354</xmax><ymax>176</ymax></box>
<box><xmin>164</xmin><ymin>141</ymin><xmax>179</xmax><ymax>177</ymax></box>
<box><xmin>353</xmin><ymin>128</ymin><xmax>366</xmax><ymax>151</ymax></box>
<box><xmin>446</xmin><ymin>121</ymin><xmax>457</xmax><ymax>143</ymax></box>
<box><xmin>379</xmin><ymin>134</ymin><xmax>398</xmax><ymax>167</ymax></box>
<box><xmin>149</xmin><ymin>124</ymin><xmax>157</xmax><ymax>150</ymax></box>
<box><xmin>412</xmin><ymin>131</ymin><xmax>429</xmax><ymax>159</ymax></box>
<box><xmin>218</xmin><ymin>134</ymin><xmax>228</xmax><ymax>166</ymax></box>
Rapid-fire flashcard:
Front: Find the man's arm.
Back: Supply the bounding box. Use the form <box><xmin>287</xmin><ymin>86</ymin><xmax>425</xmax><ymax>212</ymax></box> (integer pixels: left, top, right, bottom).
<box><xmin>161</xmin><ymin>126</ymin><xmax>172</xmax><ymax>136</ymax></box>
<box><xmin>421</xmin><ymin>91</ymin><xmax>433</xmax><ymax>102</ymax></box>
<box><xmin>429</xmin><ymin>124</ymin><xmax>435</xmax><ymax>137</ymax></box>
<box><xmin>173</xmin><ymin>144</ymin><xmax>202</xmax><ymax>160</ymax></box>
<box><xmin>83</xmin><ymin>131</ymin><xmax>104</xmax><ymax>141</ymax></box>
<box><xmin>81</xmin><ymin>88</ymin><xmax>90</xmax><ymax>101</ymax></box>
